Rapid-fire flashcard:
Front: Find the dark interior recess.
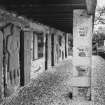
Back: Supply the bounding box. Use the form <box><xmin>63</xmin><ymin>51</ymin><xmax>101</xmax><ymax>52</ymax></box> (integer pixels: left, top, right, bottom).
<box><xmin>19</xmin><ymin>30</ymin><xmax>24</xmax><ymax>86</ymax></box>
<box><xmin>51</xmin><ymin>34</ymin><xmax>54</xmax><ymax>66</ymax></box>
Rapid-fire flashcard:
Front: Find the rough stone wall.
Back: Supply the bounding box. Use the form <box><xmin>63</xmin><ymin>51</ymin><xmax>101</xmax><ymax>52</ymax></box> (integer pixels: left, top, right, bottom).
<box><xmin>23</xmin><ymin>31</ymin><xmax>32</xmax><ymax>84</ymax></box>
<box><xmin>0</xmin><ymin>31</ymin><xmax>3</xmax><ymax>101</ymax></box>
<box><xmin>47</xmin><ymin>34</ymin><xmax>51</xmax><ymax>68</ymax></box>
<box><xmin>3</xmin><ymin>24</ymin><xmax>20</xmax><ymax>97</ymax></box>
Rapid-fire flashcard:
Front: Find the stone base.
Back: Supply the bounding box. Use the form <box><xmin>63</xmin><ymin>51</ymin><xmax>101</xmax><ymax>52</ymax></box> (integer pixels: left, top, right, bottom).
<box><xmin>73</xmin><ymin>87</ymin><xmax>91</xmax><ymax>101</ymax></box>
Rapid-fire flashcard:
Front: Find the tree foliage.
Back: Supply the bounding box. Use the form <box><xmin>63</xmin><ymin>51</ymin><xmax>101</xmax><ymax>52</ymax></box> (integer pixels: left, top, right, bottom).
<box><xmin>95</xmin><ymin>7</ymin><xmax>105</xmax><ymax>25</ymax></box>
<box><xmin>93</xmin><ymin>6</ymin><xmax>105</xmax><ymax>41</ymax></box>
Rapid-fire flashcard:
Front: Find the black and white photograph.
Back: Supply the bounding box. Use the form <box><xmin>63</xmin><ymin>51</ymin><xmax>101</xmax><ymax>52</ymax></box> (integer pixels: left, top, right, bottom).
<box><xmin>0</xmin><ymin>0</ymin><xmax>105</xmax><ymax>105</ymax></box>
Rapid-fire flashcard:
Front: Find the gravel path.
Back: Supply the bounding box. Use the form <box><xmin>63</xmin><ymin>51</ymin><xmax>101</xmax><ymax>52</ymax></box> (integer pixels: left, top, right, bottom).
<box><xmin>0</xmin><ymin>59</ymin><xmax>73</xmax><ymax>105</ymax></box>
<box><xmin>1</xmin><ymin>56</ymin><xmax>105</xmax><ymax>105</ymax></box>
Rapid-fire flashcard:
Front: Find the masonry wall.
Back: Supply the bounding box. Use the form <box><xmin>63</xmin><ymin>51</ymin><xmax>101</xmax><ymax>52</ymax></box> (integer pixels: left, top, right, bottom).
<box><xmin>0</xmin><ymin>10</ymin><xmax>73</xmax><ymax>100</ymax></box>
<box><xmin>0</xmin><ymin>31</ymin><xmax>3</xmax><ymax>100</ymax></box>
<box><xmin>1</xmin><ymin>24</ymin><xmax>20</xmax><ymax>97</ymax></box>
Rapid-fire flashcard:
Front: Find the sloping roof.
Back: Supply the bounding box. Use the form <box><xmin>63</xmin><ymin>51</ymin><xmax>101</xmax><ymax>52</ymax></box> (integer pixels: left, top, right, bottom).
<box><xmin>0</xmin><ymin>0</ymin><xmax>87</xmax><ymax>33</ymax></box>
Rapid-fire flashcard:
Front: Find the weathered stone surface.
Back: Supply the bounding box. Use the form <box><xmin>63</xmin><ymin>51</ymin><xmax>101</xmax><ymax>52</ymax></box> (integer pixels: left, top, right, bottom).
<box><xmin>0</xmin><ymin>31</ymin><xmax>3</xmax><ymax>100</ymax></box>
<box><xmin>73</xmin><ymin>9</ymin><xmax>92</xmax><ymax>100</ymax></box>
<box><xmin>24</xmin><ymin>31</ymin><xmax>32</xmax><ymax>85</ymax></box>
<box><xmin>5</xmin><ymin>25</ymin><xmax>20</xmax><ymax>97</ymax></box>
<box><xmin>47</xmin><ymin>34</ymin><xmax>51</xmax><ymax>68</ymax></box>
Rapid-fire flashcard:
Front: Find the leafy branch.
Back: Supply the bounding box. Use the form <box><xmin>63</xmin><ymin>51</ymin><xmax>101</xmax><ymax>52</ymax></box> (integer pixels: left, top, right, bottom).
<box><xmin>94</xmin><ymin>7</ymin><xmax>105</xmax><ymax>25</ymax></box>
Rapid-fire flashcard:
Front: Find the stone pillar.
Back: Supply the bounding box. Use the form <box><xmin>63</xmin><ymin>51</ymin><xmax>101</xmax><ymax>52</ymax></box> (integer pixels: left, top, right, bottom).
<box><xmin>0</xmin><ymin>31</ymin><xmax>3</xmax><ymax>100</ymax></box>
<box><xmin>47</xmin><ymin>34</ymin><xmax>51</xmax><ymax>69</ymax></box>
<box><xmin>65</xmin><ymin>33</ymin><xmax>67</xmax><ymax>58</ymax></box>
<box><xmin>5</xmin><ymin>25</ymin><xmax>20</xmax><ymax>97</ymax></box>
<box><xmin>33</xmin><ymin>32</ymin><xmax>38</xmax><ymax>60</ymax></box>
<box><xmin>66</xmin><ymin>33</ymin><xmax>69</xmax><ymax>57</ymax></box>
<box><xmin>3</xmin><ymin>24</ymin><xmax>12</xmax><ymax>97</ymax></box>
<box><xmin>72</xmin><ymin>9</ymin><xmax>93</xmax><ymax>100</ymax></box>
<box><xmin>62</xmin><ymin>34</ymin><xmax>65</xmax><ymax>60</ymax></box>
<box><xmin>43</xmin><ymin>32</ymin><xmax>46</xmax><ymax>70</ymax></box>
<box><xmin>23</xmin><ymin>30</ymin><xmax>32</xmax><ymax>85</ymax></box>
<box><xmin>54</xmin><ymin>34</ymin><xmax>57</xmax><ymax>65</ymax></box>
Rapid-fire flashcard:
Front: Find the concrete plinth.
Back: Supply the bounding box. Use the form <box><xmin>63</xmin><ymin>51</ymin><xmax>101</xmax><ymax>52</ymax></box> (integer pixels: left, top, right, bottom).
<box><xmin>73</xmin><ymin>9</ymin><xmax>93</xmax><ymax>100</ymax></box>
